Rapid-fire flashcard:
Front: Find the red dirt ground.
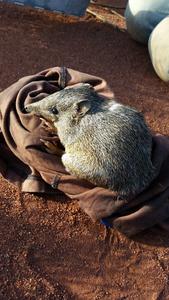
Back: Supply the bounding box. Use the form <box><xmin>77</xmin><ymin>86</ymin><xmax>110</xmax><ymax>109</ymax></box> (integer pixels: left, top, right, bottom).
<box><xmin>0</xmin><ymin>2</ymin><xmax>169</xmax><ymax>300</ymax></box>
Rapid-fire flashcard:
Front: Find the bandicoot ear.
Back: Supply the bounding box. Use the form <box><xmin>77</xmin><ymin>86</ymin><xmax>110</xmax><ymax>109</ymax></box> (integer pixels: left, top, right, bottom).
<box><xmin>74</xmin><ymin>100</ymin><xmax>91</xmax><ymax>117</ymax></box>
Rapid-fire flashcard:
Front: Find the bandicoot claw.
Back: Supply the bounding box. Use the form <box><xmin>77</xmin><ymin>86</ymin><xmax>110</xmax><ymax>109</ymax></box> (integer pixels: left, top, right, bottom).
<box><xmin>40</xmin><ymin>138</ymin><xmax>64</xmax><ymax>156</ymax></box>
<box><xmin>40</xmin><ymin>118</ymin><xmax>57</xmax><ymax>134</ymax></box>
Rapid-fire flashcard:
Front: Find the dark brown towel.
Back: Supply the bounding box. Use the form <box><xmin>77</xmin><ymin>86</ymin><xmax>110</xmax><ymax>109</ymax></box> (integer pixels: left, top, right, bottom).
<box><xmin>0</xmin><ymin>66</ymin><xmax>169</xmax><ymax>236</ymax></box>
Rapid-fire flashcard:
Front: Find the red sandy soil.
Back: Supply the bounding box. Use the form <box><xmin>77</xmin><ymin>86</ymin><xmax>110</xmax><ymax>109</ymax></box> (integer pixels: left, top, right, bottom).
<box><xmin>0</xmin><ymin>2</ymin><xmax>169</xmax><ymax>300</ymax></box>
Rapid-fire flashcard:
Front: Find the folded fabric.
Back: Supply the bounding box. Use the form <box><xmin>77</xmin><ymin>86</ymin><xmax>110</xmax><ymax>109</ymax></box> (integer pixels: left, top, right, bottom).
<box><xmin>0</xmin><ymin>66</ymin><xmax>169</xmax><ymax>236</ymax></box>
<box><xmin>0</xmin><ymin>66</ymin><xmax>113</xmax><ymax>192</ymax></box>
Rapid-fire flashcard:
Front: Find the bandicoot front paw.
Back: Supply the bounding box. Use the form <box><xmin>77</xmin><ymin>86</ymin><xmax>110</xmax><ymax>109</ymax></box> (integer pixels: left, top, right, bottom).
<box><xmin>40</xmin><ymin>139</ymin><xmax>64</xmax><ymax>156</ymax></box>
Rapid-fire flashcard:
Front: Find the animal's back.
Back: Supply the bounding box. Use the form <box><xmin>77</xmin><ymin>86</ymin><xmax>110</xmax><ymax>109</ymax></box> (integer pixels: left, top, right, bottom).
<box><xmin>63</xmin><ymin>104</ymin><xmax>157</xmax><ymax>197</ymax></box>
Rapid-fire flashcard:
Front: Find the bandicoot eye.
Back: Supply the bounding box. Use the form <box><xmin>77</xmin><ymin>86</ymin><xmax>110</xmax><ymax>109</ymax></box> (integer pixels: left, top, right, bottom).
<box><xmin>50</xmin><ymin>107</ymin><xmax>59</xmax><ymax>114</ymax></box>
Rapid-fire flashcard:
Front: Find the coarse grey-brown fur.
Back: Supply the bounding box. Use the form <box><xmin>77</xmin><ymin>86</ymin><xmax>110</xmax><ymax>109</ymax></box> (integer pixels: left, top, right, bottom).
<box><xmin>25</xmin><ymin>83</ymin><xmax>157</xmax><ymax>197</ymax></box>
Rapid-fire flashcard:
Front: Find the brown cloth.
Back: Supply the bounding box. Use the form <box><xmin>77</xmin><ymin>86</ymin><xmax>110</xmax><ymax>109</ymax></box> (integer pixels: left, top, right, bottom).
<box><xmin>0</xmin><ymin>66</ymin><xmax>169</xmax><ymax>236</ymax></box>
